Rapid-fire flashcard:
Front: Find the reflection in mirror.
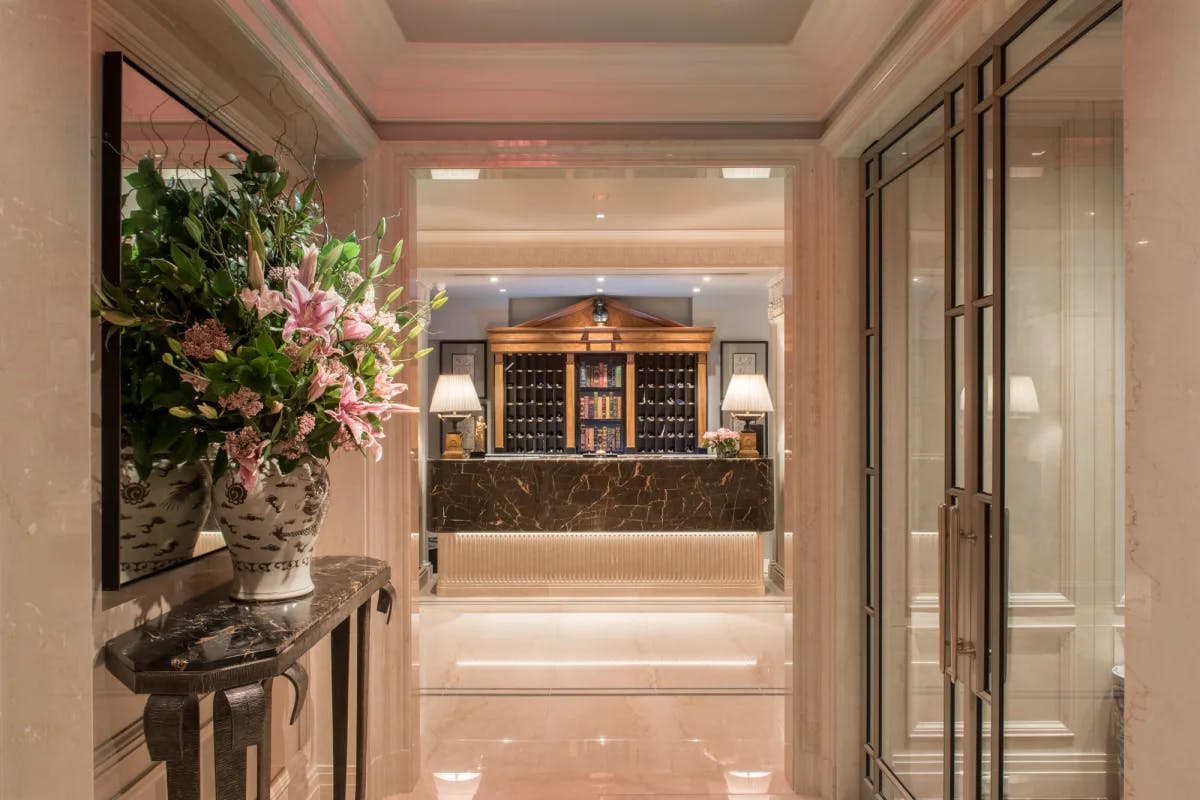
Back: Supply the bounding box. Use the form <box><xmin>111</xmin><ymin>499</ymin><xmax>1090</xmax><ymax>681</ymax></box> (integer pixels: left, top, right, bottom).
<box><xmin>101</xmin><ymin>54</ymin><xmax>249</xmax><ymax>588</ymax></box>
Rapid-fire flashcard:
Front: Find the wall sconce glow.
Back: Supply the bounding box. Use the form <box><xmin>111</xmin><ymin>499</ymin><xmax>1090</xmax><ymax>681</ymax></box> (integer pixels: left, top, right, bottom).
<box><xmin>430</xmin><ymin>168</ymin><xmax>480</xmax><ymax>180</ymax></box>
<box><xmin>703</xmin><ymin>275</ymin><xmax>712</xmax><ymax>282</ymax></box>
<box><xmin>1009</xmin><ymin>375</ymin><xmax>1040</xmax><ymax>417</ymax></box>
<box><xmin>596</xmin><ymin>276</ymin><xmax>605</xmax><ymax>282</ymax></box>
<box><xmin>693</xmin><ymin>287</ymin><xmax>701</xmax><ymax>293</ymax></box>
<box><xmin>489</xmin><ymin>276</ymin><xmax>499</xmax><ymax>283</ymax></box>
<box><xmin>721</xmin><ymin>167</ymin><xmax>772</xmax><ymax>179</ymax></box>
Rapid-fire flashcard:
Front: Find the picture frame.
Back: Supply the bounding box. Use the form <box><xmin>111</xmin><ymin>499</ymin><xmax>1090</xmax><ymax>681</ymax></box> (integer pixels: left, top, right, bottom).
<box><xmin>720</xmin><ymin>340</ymin><xmax>770</xmax><ymax>456</ymax></box>
<box><xmin>437</xmin><ymin>340</ymin><xmax>488</xmax><ymax>400</ymax></box>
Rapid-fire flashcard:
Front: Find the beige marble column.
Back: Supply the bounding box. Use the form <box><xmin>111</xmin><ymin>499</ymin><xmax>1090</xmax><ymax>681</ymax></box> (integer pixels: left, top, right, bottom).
<box><xmin>786</xmin><ymin>147</ymin><xmax>863</xmax><ymax>799</ymax></box>
<box><xmin>0</xmin><ymin>1</ymin><xmax>94</xmax><ymax>797</ymax></box>
<box><xmin>1124</xmin><ymin>2</ymin><xmax>1200</xmax><ymax>797</ymax></box>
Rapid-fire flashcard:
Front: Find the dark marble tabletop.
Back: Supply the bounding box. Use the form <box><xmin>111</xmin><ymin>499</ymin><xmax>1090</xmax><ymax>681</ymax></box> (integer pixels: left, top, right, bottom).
<box><xmin>428</xmin><ymin>456</ymin><xmax>774</xmax><ymax>533</ymax></box>
<box><xmin>105</xmin><ymin>556</ymin><xmax>389</xmax><ymax>695</ymax></box>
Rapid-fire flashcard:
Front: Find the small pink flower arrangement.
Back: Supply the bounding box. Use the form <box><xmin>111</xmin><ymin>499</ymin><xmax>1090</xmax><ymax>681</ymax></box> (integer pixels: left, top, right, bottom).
<box><xmin>96</xmin><ymin>152</ymin><xmax>443</xmax><ymax>490</ymax></box>
<box><xmin>700</xmin><ymin>427</ymin><xmax>741</xmax><ymax>457</ymax></box>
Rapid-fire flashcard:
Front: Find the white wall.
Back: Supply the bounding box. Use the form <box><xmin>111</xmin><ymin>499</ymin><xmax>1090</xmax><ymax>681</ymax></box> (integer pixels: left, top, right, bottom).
<box><xmin>1</xmin><ymin>2</ymin><xmax>94</xmax><ymax>798</ymax></box>
<box><xmin>692</xmin><ymin>287</ymin><xmax>774</xmax><ymax>432</ymax></box>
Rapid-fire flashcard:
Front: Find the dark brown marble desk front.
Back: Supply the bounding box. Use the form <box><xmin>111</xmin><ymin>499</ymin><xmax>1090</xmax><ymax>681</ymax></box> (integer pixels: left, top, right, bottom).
<box><xmin>427</xmin><ymin>456</ymin><xmax>774</xmax><ymax>533</ymax></box>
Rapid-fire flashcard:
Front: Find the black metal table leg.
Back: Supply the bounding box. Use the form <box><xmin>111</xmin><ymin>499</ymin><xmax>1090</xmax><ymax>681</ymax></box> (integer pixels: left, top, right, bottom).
<box><xmin>213</xmin><ymin>683</ymin><xmax>267</xmax><ymax>800</ymax></box>
<box><xmin>331</xmin><ymin>617</ymin><xmax>351</xmax><ymax>800</ymax></box>
<box><xmin>356</xmin><ymin>601</ymin><xmax>372</xmax><ymax>800</ymax></box>
<box><xmin>144</xmin><ymin>694</ymin><xmax>201</xmax><ymax>800</ymax></box>
<box><xmin>256</xmin><ymin>678</ymin><xmax>273</xmax><ymax>800</ymax></box>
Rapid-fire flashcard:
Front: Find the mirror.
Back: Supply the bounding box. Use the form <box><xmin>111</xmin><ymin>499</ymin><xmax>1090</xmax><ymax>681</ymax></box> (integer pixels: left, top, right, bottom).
<box><xmin>100</xmin><ymin>53</ymin><xmax>251</xmax><ymax>588</ymax></box>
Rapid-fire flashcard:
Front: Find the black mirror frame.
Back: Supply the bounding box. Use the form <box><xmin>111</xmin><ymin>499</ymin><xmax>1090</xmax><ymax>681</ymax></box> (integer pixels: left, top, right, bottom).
<box><xmin>99</xmin><ymin>52</ymin><xmax>250</xmax><ymax>590</ymax></box>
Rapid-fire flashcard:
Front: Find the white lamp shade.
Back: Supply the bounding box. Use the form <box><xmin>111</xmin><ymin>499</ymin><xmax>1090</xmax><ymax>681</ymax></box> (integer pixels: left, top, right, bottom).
<box><xmin>430</xmin><ymin>374</ymin><xmax>482</xmax><ymax>415</ymax></box>
<box><xmin>721</xmin><ymin>374</ymin><xmax>774</xmax><ymax>414</ymax></box>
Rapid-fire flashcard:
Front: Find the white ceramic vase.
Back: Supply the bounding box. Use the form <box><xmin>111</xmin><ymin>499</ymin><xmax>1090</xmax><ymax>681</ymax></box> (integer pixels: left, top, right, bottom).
<box><xmin>118</xmin><ymin>454</ymin><xmax>210</xmax><ymax>583</ymax></box>
<box><xmin>211</xmin><ymin>456</ymin><xmax>330</xmax><ymax>602</ymax></box>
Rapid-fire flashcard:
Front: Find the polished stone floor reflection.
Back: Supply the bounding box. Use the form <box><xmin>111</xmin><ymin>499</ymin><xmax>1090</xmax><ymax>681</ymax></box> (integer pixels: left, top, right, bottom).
<box><xmin>401</xmin><ymin>594</ymin><xmax>805</xmax><ymax>799</ymax></box>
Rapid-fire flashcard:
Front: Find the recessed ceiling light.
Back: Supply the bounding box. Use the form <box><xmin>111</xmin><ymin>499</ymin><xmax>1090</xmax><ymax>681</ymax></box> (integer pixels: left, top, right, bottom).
<box><xmin>499</xmin><ymin>288</ymin><xmax>507</xmax><ymax>293</ymax></box>
<box><xmin>430</xmin><ymin>168</ymin><xmax>480</xmax><ymax>180</ymax></box>
<box><xmin>596</xmin><ymin>276</ymin><xmax>605</xmax><ymax>283</ymax></box>
<box><xmin>693</xmin><ymin>287</ymin><xmax>701</xmax><ymax>293</ymax></box>
<box><xmin>702</xmin><ymin>276</ymin><xmax>712</xmax><ymax>282</ymax></box>
<box><xmin>721</xmin><ymin>167</ymin><xmax>771</xmax><ymax>179</ymax></box>
<box><xmin>1032</xmin><ymin>150</ymin><xmax>1047</xmax><ymax>157</ymax></box>
<box><xmin>1136</xmin><ymin>239</ymin><xmax>1151</xmax><ymax>246</ymax></box>
<box><xmin>595</xmin><ymin>212</ymin><xmax>606</xmax><ymax>220</ymax></box>
<box><xmin>596</xmin><ymin>288</ymin><xmax>605</xmax><ymax>293</ymax></box>
<box><xmin>489</xmin><ymin>276</ymin><xmax>499</xmax><ymax>283</ymax></box>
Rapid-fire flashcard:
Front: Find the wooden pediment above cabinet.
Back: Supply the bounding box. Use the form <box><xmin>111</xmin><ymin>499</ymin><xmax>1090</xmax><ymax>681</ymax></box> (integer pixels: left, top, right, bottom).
<box><xmin>488</xmin><ymin>297</ymin><xmax>714</xmax><ymax>354</ymax></box>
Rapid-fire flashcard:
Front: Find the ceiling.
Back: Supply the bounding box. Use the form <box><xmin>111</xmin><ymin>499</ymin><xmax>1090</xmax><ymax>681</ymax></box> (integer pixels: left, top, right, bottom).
<box><xmin>281</xmin><ymin>0</ymin><xmax>924</xmax><ymax>124</ymax></box>
<box><xmin>423</xmin><ymin>271</ymin><xmax>777</xmax><ymax>301</ymax></box>
<box><xmin>414</xmin><ymin>166</ymin><xmax>787</xmax><ymax>271</ymax></box>
<box><xmin>388</xmin><ymin>0</ymin><xmax>814</xmax><ymax>44</ymax></box>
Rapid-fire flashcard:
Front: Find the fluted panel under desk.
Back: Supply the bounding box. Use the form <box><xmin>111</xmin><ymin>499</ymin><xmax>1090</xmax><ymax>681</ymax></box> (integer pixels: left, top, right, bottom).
<box><xmin>437</xmin><ymin>531</ymin><xmax>763</xmax><ymax>597</ymax></box>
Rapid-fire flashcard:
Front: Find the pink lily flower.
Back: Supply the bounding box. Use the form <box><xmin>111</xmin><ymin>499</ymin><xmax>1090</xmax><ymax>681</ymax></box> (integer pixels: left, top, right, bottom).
<box><xmin>341</xmin><ymin>317</ymin><xmax>373</xmax><ymax>341</ymax></box>
<box><xmin>298</xmin><ymin>244</ymin><xmax>320</xmax><ymax>286</ymax></box>
<box><xmin>282</xmin><ymin>278</ymin><xmax>345</xmax><ymax>343</ymax></box>
<box><xmin>239</xmin><ymin>286</ymin><xmax>285</xmax><ymax>319</ymax></box>
<box><xmin>307</xmin><ymin>360</ymin><xmax>342</xmax><ymax>403</ymax></box>
<box><xmin>325</xmin><ymin>375</ymin><xmax>409</xmax><ymax>461</ymax></box>
<box><xmin>236</xmin><ymin>442</ymin><xmax>266</xmax><ymax>491</ymax></box>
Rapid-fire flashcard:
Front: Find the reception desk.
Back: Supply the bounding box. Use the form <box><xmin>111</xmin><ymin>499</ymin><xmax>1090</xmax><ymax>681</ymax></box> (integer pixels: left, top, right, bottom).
<box><xmin>427</xmin><ymin>456</ymin><xmax>773</xmax><ymax>597</ymax></box>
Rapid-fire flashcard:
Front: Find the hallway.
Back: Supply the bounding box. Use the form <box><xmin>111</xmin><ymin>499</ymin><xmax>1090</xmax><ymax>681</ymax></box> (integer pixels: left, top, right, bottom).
<box><xmin>406</xmin><ymin>595</ymin><xmax>799</xmax><ymax>799</ymax></box>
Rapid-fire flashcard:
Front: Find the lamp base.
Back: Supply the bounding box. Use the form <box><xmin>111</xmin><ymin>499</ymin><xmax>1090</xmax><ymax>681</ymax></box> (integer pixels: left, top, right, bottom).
<box><xmin>737</xmin><ymin>429</ymin><xmax>759</xmax><ymax>459</ymax></box>
<box><xmin>441</xmin><ymin>431</ymin><xmax>468</xmax><ymax>460</ymax></box>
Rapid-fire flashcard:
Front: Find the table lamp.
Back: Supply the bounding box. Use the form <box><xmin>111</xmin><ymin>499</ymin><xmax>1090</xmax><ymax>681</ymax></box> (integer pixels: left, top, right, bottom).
<box><xmin>721</xmin><ymin>374</ymin><xmax>774</xmax><ymax>458</ymax></box>
<box><xmin>430</xmin><ymin>374</ymin><xmax>482</xmax><ymax>459</ymax></box>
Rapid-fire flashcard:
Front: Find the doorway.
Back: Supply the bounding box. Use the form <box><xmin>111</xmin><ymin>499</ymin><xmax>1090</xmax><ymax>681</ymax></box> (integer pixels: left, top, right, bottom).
<box><xmin>862</xmin><ymin>2</ymin><xmax>1124</xmax><ymax>798</ymax></box>
<box><xmin>405</xmin><ymin>161</ymin><xmax>798</xmax><ymax>798</ymax></box>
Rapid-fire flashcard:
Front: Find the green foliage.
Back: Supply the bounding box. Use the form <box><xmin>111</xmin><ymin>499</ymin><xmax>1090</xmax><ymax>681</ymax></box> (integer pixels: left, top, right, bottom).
<box><xmin>94</xmin><ymin>152</ymin><xmax>437</xmax><ymax>480</ymax></box>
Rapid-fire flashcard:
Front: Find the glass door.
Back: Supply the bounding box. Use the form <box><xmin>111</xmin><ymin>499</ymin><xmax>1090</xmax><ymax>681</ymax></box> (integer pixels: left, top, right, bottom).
<box><xmin>865</xmin><ymin>3</ymin><xmax>1123</xmax><ymax>799</ymax></box>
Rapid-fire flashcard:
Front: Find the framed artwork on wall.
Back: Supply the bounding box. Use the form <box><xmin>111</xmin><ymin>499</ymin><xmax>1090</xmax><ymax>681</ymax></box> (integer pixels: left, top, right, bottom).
<box><xmin>720</xmin><ymin>340</ymin><xmax>770</xmax><ymax>456</ymax></box>
<box><xmin>438</xmin><ymin>340</ymin><xmax>488</xmax><ymax>400</ymax></box>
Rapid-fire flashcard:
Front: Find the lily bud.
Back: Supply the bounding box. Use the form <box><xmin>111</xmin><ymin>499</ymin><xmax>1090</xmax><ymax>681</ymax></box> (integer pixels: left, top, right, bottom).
<box><xmin>169</xmin><ymin>406</ymin><xmax>195</xmax><ymax>419</ymax></box>
<box><xmin>270</xmin><ymin>400</ymin><xmax>283</xmax><ymax>414</ymax></box>
<box><xmin>212</xmin><ymin>349</ymin><xmax>228</xmax><ymax>363</ymax></box>
<box><xmin>197</xmin><ymin>403</ymin><xmax>219</xmax><ymax>419</ymax></box>
<box><xmin>298</xmin><ymin>244</ymin><xmax>319</xmax><ymax>286</ymax></box>
<box><xmin>246</xmin><ymin>234</ymin><xmax>264</xmax><ymax>289</ymax></box>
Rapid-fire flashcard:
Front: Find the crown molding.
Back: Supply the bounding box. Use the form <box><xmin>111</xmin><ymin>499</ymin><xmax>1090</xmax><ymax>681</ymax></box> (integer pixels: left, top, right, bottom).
<box><xmin>94</xmin><ymin>0</ymin><xmax>378</xmax><ymax>161</ymax></box>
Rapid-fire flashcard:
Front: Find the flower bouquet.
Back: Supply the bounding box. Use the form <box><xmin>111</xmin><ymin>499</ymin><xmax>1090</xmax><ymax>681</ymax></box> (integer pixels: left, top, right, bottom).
<box><xmin>700</xmin><ymin>427</ymin><xmax>741</xmax><ymax>458</ymax></box>
<box><xmin>96</xmin><ymin>152</ymin><xmax>441</xmax><ymax>599</ymax></box>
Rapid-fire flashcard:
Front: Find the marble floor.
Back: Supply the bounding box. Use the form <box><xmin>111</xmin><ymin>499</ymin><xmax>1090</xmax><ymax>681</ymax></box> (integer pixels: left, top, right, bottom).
<box><xmin>400</xmin><ymin>593</ymin><xmax>804</xmax><ymax>799</ymax></box>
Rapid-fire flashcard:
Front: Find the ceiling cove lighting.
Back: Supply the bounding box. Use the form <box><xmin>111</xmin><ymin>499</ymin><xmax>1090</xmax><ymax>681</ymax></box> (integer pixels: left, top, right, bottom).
<box><xmin>721</xmin><ymin>167</ymin><xmax>772</xmax><ymax>179</ymax></box>
<box><xmin>430</xmin><ymin>168</ymin><xmax>480</xmax><ymax>180</ymax></box>
<box><xmin>456</xmin><ymin>658</ymin><xmax>758</xmax><ymax>668</ymax></box>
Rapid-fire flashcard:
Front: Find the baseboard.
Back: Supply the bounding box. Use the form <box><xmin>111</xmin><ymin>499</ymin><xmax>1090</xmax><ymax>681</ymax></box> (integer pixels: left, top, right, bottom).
<box><xmin>768</xmin><ymin>560</ymin><xmax>786</xmax><ymax>592</ymax></box>
<box><xmin>315</xmin><ymin>764</ymin><xmax>358</xmax><ymax>800</ymax></box>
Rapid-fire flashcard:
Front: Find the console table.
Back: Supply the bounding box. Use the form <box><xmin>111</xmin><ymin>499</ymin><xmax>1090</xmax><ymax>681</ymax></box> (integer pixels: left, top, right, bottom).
<box><xmin>104</xmin><ymin>556</ymin><xmax>396</xmax><ymax>800</ymax></box>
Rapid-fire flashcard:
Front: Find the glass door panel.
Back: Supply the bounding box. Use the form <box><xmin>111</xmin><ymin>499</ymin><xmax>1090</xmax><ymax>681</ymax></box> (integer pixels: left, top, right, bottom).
<box><xmin>1002</xmin><ymin>10</ymin><xmax>1123</xmax><ymax>799</ymax></box>
<box><xmin>880</xmin><ymin>149</ymin><xmax>947</xmax><ymax>798</ymax></box>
